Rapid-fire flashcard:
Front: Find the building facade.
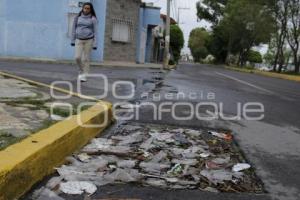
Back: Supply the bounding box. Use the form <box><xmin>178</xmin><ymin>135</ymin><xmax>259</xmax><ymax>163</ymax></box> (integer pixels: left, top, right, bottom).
<box><xmin>0</xmin><ymin>0</ymin><xmax>163</xmax><ymax>64</ymax></box>
<box><xmin>103</xmin><ymin>0</ymin><xmax>140</xmax><ymax>62</ymax></box>
<box><xmin>137</xmin><ymin>3</ymin><xmax>162</xmax><ymax>64</ymax></box>
<box><xmin>0</xmin><ymin>0</ymin><xmax>107</xmax><ymax>62</ymax></box>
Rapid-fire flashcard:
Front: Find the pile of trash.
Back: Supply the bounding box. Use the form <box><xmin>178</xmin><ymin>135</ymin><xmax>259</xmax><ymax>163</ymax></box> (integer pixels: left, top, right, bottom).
<box><xmin>39</xmin><ymin>123</ymin><xmax>264</xmax><ymax>197</ymax></box>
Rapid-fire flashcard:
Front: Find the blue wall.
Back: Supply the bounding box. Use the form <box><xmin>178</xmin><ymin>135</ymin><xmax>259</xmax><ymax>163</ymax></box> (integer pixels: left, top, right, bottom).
<box><xmin>143</xmin><ymin>7</ymin><xmax>161</xmax><ymax>27</ymax></box>
<box><xmin>137</xmin><ymin>6</ymin><xmax>161</xmax><ymax>63</ymax></box>
<box><xmin>145</xmin><ymin>27</ymin><xmax>153</xmax><ymax>63</ymax></box>
<box><xmin>0</xmin><ymin>0</ymin><xmax>106</xmax><ymax>62</ymax></box>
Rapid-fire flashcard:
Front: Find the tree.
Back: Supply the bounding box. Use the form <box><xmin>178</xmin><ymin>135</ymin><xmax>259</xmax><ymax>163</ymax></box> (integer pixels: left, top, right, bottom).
<box><xmin>264</xmin><ymin>37</ymin><xmax>278</xmax><ymax>65</ymax></box>
<box><xmin>196</xmin><ymin>0</ymin><xmax>228</xmax><ymax>26</ymax></box>
<box><xmin>264</xmin><ymin>50</ymin><xmax>276</xmax><ymax>65</ymax></box>
<box><xmin>196</xmin><ymin>0</ymin><xmax>275</xmax><ymax>66</ymax></box>
<box><xmin>247</xmin><ymin>50</ymin><xmax>263</xmax><ymax>64</ymax></box>
<box><xmin>271</xmin><ymin>0</ymin><xmax>289</xmax><ymax>72</ymax></box>
<box><xmin>222</xmin><ymin>0</ymin><xmax>275</xmax><ymax>66</ymax></box>
<box><xmin>170</xmin><ymin>25</ymin><xmax>184</xmax><ymax>63</ymax></box>
<box><xmin>265</xmin><ymin>36</ymin><xmax>292</xmax><ymax>72</ymax></box>
<box><xmin>188</xmin><ymin>28</ymin><xmax>210</xmax><ymax>62</ymax></box>
<box><xmin>286</xmin><ymin>0</ymin><xmax>300</xmax><ymax>73</ymax></box>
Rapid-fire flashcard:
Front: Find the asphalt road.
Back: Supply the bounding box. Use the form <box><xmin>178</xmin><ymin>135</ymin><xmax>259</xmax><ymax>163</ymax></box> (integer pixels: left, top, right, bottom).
<box><xmin>1</xmin><ymin>61</ymin><xmax>299</xmax><ymax>200</ymax></box>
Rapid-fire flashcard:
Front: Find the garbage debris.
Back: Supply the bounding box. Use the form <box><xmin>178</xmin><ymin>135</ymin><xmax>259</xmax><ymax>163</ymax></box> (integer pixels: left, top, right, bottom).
<box><xmin>117</xmin><ymin>160</ymin><xmax>137</xmax><ymax>168</ymax></box>
<box><xmin>59</xmin><ymin>181</ymin><xmax>97</xmax><ymax>195</ymax></box>
<box><xmin>205</xmin><ymin>161</ymin><xmax>224</xmax><ymax>170</ymax></box>
<box><xmin>173</xmin><ymin>133</ymin><xmax>191</xmax><ymax>146</ymax></box>
<box><xmin>140</xmin><ymin>162</ymin><xmax>170</xmax><ymax>174</ymax></box>
<box><xmin>185</xmin><ymin>129</ymin><xmax>202</xmax><ymax>137</ymax></box>
<box><xmin>140</xmin><ymin>137</ymin><xmax>154</xmax><ymax>150</ymax></box>
<box><xmin>145</xmin><ymin>178</ymin><xmax>166</xmax><ymax>188</ymax></box>
<box><xmin>200</xmin><ymin>152</ymin><xmax>210</xmax><ymax>158</ymax></box>
<box><xmin>202</xmin><ymin>187</ymin><xmax>220</xmax><ymax>193</ymax></box>
<box><xmin>171</xmin><ymin>159</ymin><xmax>198</xmax><ymax>166</ymax></box>
<box><xmin>46</xmin><ymin>176</ymin><xmax>63</xmax><ymax>190</ymax></box>
<box><xmin>50</xmin><ymin>114</ymin><xmax>65</xmax><ymax>121</ymax></box>
<box><xmin>232</xmin><ymin>163</ymin><xmax>251</xmax><ymax>172</ymax></box>
<box><xmin>200</xmin><ymin>170</ymin><xmax>243</xmax><ymax>184</ymax></box>
<box><xmin>77</xmin><ymin>153</ymin><xmax>91</xmax><ymax>163</ymax></box>
<box><xmin>104</xmin><ymin>168</ymin><xmax>140</xmax><ymax>183</ymax></box>
<box><xmin>150</xmin><ymin>151</ymin><xmax>168</xmax><ymax>163</ymax></box>
<box><xmin>208</xmin><ymin>131</ymin><xmax>233</xmax><ymax>141</ymax></box>
<box><xmin>84</xmin><ymin>138</ymin><xmax>114</xmax><ymax>150</ymax></box>
<box><xmin>165</xmin><ymin>177</ymin><xmax>179</xmax><ymax>183</ymax></box>
<box><xmin>36</xmin><ymin>188</ymin><xmax>65</xmax><ymax>200</ymax></box>
<box><xmin>41</xmin><ymin>123</ymin><xmax>264</xmax><ymax>197</ymax></box>
<box><xmin>150</xmin><ymin>131</ymin><xmax>174</xmax><ymax>143</ymax></box>
<box><xmin>211</xmin><ymin>157</ymin><xmax>231</xmax><ymax>165</ymax></box>
<box><xmin>112</xmin><ymin>132</ymin><xmax>144</xmax><ymax>145</ymax></box>
<box><xmin>167</xmin><ymin>164</ymin><xmax>183</xmax><ymax>176</ymax></box>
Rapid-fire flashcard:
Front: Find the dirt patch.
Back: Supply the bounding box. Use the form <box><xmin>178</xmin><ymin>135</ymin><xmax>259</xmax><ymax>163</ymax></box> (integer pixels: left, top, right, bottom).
<box><xmin>0</xmin><ymin>76</ymin><xmax>77</xmax><ymax>150</ymax></box>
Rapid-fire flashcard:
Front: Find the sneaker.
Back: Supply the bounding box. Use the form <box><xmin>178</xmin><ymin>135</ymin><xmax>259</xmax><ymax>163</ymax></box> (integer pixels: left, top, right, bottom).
<box><xmin>78</xmin><ymin>74</ymin><xmax>87</xmax><ymax>82</ymax></box>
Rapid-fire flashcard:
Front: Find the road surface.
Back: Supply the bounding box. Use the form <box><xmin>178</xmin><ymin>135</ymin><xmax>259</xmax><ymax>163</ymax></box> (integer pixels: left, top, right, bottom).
<box><xmin>1</xmin><ymin>61</ymin><xmax>299</xmax><ymax>200</ymax></box>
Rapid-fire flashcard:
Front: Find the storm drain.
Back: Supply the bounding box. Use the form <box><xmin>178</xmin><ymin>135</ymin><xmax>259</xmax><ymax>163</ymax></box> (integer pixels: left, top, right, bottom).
<box><xmin>40</xmin><ymin>123</ymin><xmax>265</xmax><ymax>197</ymax></box>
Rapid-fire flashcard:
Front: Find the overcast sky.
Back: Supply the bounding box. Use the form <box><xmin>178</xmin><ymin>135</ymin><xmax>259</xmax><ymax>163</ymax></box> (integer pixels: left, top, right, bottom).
<box><xmin>143</xmin><ymin>0</ymin><xmax>210</xmax><ymax>54</ymax></box>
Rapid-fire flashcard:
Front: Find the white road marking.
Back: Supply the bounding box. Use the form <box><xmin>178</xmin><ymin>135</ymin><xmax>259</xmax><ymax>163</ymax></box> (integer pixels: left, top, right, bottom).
<box><xmin>216</xmin><ymin>72</ymin><xmax>275</xmax><ymax>95</ymax></box>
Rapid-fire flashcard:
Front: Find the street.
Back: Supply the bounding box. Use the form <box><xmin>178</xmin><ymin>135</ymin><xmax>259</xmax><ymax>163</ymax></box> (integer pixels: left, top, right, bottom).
<box><xmin>1</xmin><ymin>61</ymin><xmax>300</xmax><ymax>200</ymax></box>
<box><xmin>1</xmin><ymin>0</ymin><xmax>300</xmax><ymax>199</ymax></box>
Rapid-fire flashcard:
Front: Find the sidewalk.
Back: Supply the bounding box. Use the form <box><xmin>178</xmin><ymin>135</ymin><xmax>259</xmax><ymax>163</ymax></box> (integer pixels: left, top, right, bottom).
<box><xmin>0</xmin><ymin>57</ymin><xmax>162</xmax><ymax>69</ymax></box>
<box><xmin>0</xmin><ymin>75</ymin><xmax>52</xmax><ymax>150</ymax></box>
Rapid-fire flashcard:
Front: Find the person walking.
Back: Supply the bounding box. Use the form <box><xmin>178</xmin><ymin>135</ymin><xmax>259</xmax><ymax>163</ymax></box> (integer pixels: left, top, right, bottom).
<box><xmin>71</xmin><ymin>2</ymin><xmax>98</xmax><ymax>82</ymax></box>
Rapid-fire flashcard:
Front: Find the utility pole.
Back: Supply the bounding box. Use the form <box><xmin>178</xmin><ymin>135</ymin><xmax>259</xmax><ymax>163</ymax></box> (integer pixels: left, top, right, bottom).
<box><xmin>163</xmin><ymin>0</ymin><xmax>171</xmax><ymax>69</ymax></box>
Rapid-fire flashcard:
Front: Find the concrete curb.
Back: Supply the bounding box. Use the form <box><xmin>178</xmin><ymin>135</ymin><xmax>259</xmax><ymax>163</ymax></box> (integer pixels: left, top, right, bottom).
<box><xmin>0</xmin><ymin>72</ymin><xmax>114</xmax><ymax>200</ymax></box>
<box><xmin>225</xmin><ymin>66</ymin><xmax>300</xmax><ymax>83</ymax></box>
<box><xmin>0</xmin><ymin>102</ymin><xmax>113</xmax><ymax>200</ymax></box>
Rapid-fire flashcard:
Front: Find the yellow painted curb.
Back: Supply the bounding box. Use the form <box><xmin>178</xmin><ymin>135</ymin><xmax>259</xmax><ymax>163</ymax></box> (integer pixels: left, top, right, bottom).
<box><xmin>0</xmin><ymin>102</ymin><xmax>113</xmax><ymax>200</ymax></box>
<box><xmin>225</xmin><ymin>66</ymin><xmax>300</xmax><ymax>83</ymax></box>
<box><xmin>0</xmin><ymin>71</ymin><xmax>114</xmax><ymax>200</ymax></box>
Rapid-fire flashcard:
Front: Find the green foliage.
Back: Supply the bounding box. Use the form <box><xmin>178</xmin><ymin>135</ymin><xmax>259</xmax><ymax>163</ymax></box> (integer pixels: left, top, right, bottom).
<box><xmin>197</xmin><ymin>0</ymin><xmax>275</xmax><ymax>65</ymax></box>
<box><xmin>247</xmin><ymin>50</ymin><xmax>263</xmax><ymax>63</ymax></box>
<box><xmin>188</xmin><ymin>28</ymin><xmax>210</xmax><ymax>62</ymax></box>
<box><xmin>264</xmin><ymin>37</ymin><xmax>277</xmax><ymax>65</ymax></box>
<box><xmin>170</xmin><ymin>25</ymin><xmax>184</xmax><ymax>63</ymax></box>
<box><xmin>207</xmin><ymin>24</ymin><xmax>229</xmax><ymax>63</ymax></box>
<box><xmin>224</xmin><ymin>0</ymin><xmax>274</xmax><ymax>64</ymax></box>
<box><xmin>169</xmin><ymin>59</ymin><xmax>176</xmax><ymax>65</ymax></box>
<box><xmin>264</xmin><ymin>50</ymin><xmax>275</xmax><ymax>65</ymax></box>
<box><xmin>197</xmin><ymin>0</ymin><xmax>228</xmax><ymax>25</ymax></box>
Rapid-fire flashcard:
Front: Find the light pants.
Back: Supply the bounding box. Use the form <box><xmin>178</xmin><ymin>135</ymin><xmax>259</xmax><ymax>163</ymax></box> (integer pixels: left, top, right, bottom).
<box><xmin>75</xmin><ymin>39</ymin><xmax>93</xmax><ymax>75</ymax></box>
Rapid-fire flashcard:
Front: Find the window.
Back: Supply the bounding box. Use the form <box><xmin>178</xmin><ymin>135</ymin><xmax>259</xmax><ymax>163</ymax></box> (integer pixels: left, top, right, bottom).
<box><xmin>67</xmin><ymin>13</ymin><xmax>78</xmax><ymax>38</ymax></box>
<box><xmin>112</xmin><ymin>19</ymin><xmax>133</xmax><ymax>43</ymax></box>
